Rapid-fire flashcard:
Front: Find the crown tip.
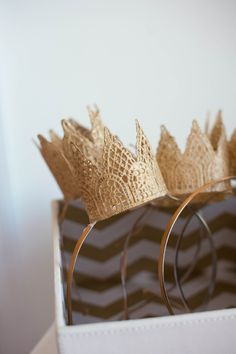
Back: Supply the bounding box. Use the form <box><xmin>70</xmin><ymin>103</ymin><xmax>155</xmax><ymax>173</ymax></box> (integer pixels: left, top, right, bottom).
<box><xmin>135</xmin><ymin>120</ymin><xmax>148</xmax><ymax>143</ymax></box>
<box><xmin>192</xmin><ymin>119</ymin><xmax>201</xmax><ymax>131</ymax></box>
<box><xmin>104</xmin><ymin>126</ymin><xmax>112</xmax><ymax>139</ymax></box>
<box><xmin>160</xmin><ymin>124</ymin><xmax>169</xmax><ymax>136</ymax></box>
<box><xmin>61</xmin><ymin>119</ymin><xmax>73</xmax><ymax>133</ymax></box>
<box><xmin>135</xmin><ymin>119</ymin><xmax>141</xmax><ymax>129</ymax></box>
<box><xmin>216</xmin><ymin>110</ymin><xmax>223</xmax><ymax>123</ymax></box>
<box><xmin>36</xmin><ymin>134</ymin><xmax>49</xmax><ymax>151</ymax></box>
<box><xmin>87</xmin><ymin>104</ymin><xmax>99</xmax><ymax>115</ymax></box>
<box><xmin>37</xmin><ymin>134</ymin><xmax>46</xmax><ymax>144</ymax></box>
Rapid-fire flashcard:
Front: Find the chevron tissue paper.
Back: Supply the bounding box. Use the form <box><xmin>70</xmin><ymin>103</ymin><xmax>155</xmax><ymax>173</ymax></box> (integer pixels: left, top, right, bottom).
<box><xmin>52</xmin><ymin>195</ymin><xmax>236</xmax><ymax>354</ymax></box>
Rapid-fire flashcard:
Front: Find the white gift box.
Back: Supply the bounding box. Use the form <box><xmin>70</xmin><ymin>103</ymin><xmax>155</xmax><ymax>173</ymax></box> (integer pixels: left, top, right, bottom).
<box><xmin>32</xmin><ymin>199</ymin><xmax>236</xmax><ymax>354</ymax></box>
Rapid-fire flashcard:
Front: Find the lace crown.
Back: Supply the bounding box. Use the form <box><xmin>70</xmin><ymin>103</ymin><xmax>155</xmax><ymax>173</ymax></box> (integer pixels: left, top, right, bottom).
<box><xmin>62</xmin><ymin>119</ymin><xmax>167</xmax><ymax>222</ymax></box>
<box><xmin>156</xmin><ymin>112</ymin><xmax>230</xmax><ymax>195</ymax></box>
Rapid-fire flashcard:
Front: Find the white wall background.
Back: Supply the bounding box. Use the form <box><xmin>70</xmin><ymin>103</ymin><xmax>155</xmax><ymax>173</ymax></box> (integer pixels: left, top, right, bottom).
<box><xmin>0</xmin><ymin>0</ymin><xmax>235</xmax><ymax>353</ymax></box>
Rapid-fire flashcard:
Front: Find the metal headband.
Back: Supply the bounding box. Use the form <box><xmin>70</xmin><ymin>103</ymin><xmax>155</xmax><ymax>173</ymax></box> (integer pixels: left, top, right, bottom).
<box><xmin>158</xmin><ymin>175</ymin><xmax>236</xmax><ymax>315</ymax></box>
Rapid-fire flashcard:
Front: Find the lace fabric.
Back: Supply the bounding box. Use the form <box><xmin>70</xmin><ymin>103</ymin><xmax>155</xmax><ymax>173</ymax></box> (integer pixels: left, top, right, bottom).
<box><xmin>156</xmin><ymin>118</ymin><xmax>230</xmax><ymax>195</ymax></box>
<box><xmin>37</xmin><ymin>109</ymin><xmax>233</xmax><ymax>221</ymax></box>
<box><xmin>63</xmin><ymin>120</ymin><xmax>167</xmax><ymax>222</ymax></box>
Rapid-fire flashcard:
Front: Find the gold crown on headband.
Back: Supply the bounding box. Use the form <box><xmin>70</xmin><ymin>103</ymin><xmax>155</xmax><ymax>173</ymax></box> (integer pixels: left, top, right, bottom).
<box><xmin>229</xmin><ymin>129</ymin><xmax>236</xmax><ymax>175</ymax></box>
<box><xmin>156</xmin><ymin>113</ymin><xmax>230</xmax><ymax>196</ymax></box>
<box><xmin>37</xmin><ymin>107</ymin><xmax>104</xmax><ymax>200</ymax></box>
<box><xmin>63</xmin><ymin>120</ymin><xmax>167</xmax><ymax>222</ymax></box>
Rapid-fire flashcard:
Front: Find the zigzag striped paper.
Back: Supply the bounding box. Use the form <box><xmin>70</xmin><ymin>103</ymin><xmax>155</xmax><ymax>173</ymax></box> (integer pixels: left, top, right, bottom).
<box><xmin>59</xmin><ymin>194</ymin><xmax>236</xmax><ymax>325</ymax></box>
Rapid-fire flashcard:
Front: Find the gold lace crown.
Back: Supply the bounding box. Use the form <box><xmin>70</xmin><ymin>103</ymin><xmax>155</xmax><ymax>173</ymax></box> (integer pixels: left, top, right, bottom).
<box><xmin>156</xmin><ymin>112</ymin><xmax>230</xmax><ymax>195</ymax></box>
<box><xmin>62</xmin><ymin>119</ymin><xmax>167</xmax><ymax>222</ymax></box>
<box><xmin>37</xmin><ymin>107</ymin><xmax>104</xmax><ymax>200</ymax></box>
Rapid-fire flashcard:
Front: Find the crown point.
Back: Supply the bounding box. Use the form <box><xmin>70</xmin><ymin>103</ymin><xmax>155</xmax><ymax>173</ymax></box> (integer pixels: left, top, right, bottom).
<box><xmin>160</xmin><ymin>125</ymin><xmax>170</xmax><ymax>137</ymax></box>
<box><xmin>61</xmin><ymin>119</ymin><xmax>73</xmax><ymax>134</ymax></box>
<box><xmin>61</xmin><ymin>119</ymin><xmax>67</xmax><ymax>130</ymax></box>
<box><xmin>160</xmin><ymin>124</ymin><xmax>165</xmax><ymax>131</ymax></box>
<box><xmin>104</xmin><ymin>126</ymin><xmax>112</xmax><ymax>142</ymax></box>
<box><xmin>136</xmin><ymin>120</ymin><xmax>148</xmax><ymax>137</ymax></box>
<box><xmin>88</xmin><ymin>104</ymin><xmax>101</xmax><ymax>131</ymax></box>
<box><xmin>191</xmin><ymin>119</ymin><xmax>201</xmax><ymax>132</ymax></box>
<box><xmin>37</xmin><ymin>134</ymin><xmax>47</xmax><ymax>145</ymax></box>
<box><xmin>135</xmin><ymin>119</ymin><xmax>141</xmax><ymax>131</ymax></box>
<box><xmin>216</xmin><ymin>110</ymin><xmax>223</xmax><ymax>124</ymax></box>
<box><xmin>135</xmin><ymin>120</ymin><xmax>147</xmax><ymax>141</ymax></box>
<box><xmin>87</xmin><ymin>104</ymin><xmax>99</xmax><ymax>115</ymax></box>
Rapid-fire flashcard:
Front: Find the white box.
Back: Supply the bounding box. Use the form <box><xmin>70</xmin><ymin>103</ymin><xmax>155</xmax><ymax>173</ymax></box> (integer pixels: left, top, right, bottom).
<box><xmin>51</xmin><ymin>201</ymin><xmax>236</xmax><ymax>354</ymax></box>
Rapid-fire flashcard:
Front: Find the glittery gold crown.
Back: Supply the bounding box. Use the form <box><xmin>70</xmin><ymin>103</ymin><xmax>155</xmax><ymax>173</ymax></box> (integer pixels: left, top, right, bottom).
<box><xmin>62</xmin><ymin>120</ymin><xmax>167</xmax><ymax>222</ymax></box>
<box><xmin>229</xmin><ymin>129</ymin><xmax>236</xmax><ymax>174</ymax></box>
<box><xmin>37</xmin><ymin>107</ymin><xmax>104</xmax><ymax>200</ymax></box>
<box><xmin>156</xmin><ymin>114</ymin><xmax>230</xmax><ymax>196</ymax></box>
